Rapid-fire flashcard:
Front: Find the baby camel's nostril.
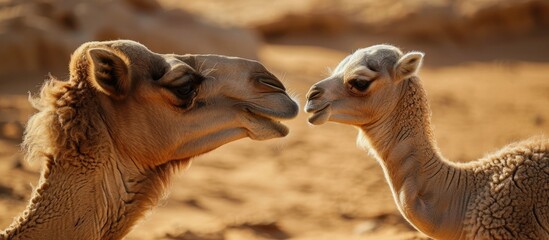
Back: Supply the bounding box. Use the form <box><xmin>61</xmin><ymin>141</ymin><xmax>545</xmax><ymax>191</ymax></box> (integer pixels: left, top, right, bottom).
<box><xmin>307</xmin><ymin>87</ymin><xmax>324</xmax><ymax>100</ymax></box>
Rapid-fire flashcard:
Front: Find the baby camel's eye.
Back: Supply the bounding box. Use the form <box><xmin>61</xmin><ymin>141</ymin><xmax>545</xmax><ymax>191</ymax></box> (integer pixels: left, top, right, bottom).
<box><xmin>348</xmin><ymin>78</ymin><xmax>373</xmax><ymax>95</ymax></box>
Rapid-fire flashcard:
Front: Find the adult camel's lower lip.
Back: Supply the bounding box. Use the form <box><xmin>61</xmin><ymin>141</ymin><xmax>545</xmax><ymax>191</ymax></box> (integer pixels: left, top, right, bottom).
<box><xmin>243</xmin><ymin>107</ymin><xmax>290</xmax><ymax>139</ymax></box>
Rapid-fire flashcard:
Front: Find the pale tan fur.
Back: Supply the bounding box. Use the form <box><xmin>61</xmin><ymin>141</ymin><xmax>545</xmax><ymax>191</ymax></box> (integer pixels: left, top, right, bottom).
<box><xmin>0</xmin><ymin>40</ymin><xmax>298</xmax><ymax>240</ymax></box>
<box><xmin>305</xmin><ymin>44</ymin><xmax>549</xmax><ymax>239</ymax></box>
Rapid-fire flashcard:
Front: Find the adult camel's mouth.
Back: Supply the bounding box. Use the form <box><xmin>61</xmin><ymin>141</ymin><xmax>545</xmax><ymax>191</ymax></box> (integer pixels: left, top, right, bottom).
<box><xmin>238</xmin><ymin>97</ymin><xmax>298</xmax><ymax>140</ymax></box>
<box><xmin>305</xmin><ymin>102</ymin><xmax>331</xmax><ymax>125</ymax></box>
<box><xmin>246</xmin><ymin>110</ymin><xmax>290</xmax><ymax>139</ymax></box>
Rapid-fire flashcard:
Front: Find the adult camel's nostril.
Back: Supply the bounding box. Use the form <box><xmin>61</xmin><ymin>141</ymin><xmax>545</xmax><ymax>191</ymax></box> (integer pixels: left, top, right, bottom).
<box><xmin>258</xmin><ymin>77</ymin><xmax>286</xmax><ymax>92</ymax></box>
<box><xmin>306</xmin><ymin>86</ymin><xmax>324</xmax><ymax>100</ymax></box>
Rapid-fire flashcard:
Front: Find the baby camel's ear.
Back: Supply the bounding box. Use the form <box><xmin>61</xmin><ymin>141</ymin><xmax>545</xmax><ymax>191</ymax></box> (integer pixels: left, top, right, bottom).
<box><xmin>87</xmin><ymin>48</ymin><xmax>131</xmax><ymax>99</ymax></box>
<box><xmin>394</xmin><ymin>51</ymin><xmax>424</xmax><ymax>81</ymax></box>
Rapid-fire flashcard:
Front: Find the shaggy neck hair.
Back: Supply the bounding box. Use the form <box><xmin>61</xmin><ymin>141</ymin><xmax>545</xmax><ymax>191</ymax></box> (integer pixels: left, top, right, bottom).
<box><xmin>1</xmin><ymin>55</ymin><xmax>185</xmax><ymax>240</ymax></box>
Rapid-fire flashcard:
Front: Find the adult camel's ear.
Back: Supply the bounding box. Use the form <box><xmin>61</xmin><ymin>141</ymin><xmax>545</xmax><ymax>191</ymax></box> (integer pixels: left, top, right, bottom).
<box><xmin>87</xmin><ymin>48</ymin><xmax>131</xmax><ymax>99</ymax></box>
<box><xmin>394</xmin><ymin>51</ymin><xmax>424</xmax><ymax>81</ymax></box>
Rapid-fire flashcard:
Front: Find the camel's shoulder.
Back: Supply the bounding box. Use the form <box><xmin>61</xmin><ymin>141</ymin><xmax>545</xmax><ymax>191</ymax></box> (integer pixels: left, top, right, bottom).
<box><xmin>471</xmin><ymin>136</ymin><xmax>549</xmax><ymax>179</ymax></box>
<box><xmin>480</xmin><ymin>136</ymin><xmax>548</xmax><ymax>164</ymax></box>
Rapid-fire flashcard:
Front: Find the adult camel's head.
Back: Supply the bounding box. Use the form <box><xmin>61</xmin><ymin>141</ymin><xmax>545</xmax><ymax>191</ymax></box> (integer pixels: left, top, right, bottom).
<box><xmin>304</xmin><ymin>44</ymin><xmax>424</xmax><ymax>127</ymax></box>
<box><xmin>69</xmin><ymin>40</ymin><xmax>298</xmax><ymax>167</ymax></box>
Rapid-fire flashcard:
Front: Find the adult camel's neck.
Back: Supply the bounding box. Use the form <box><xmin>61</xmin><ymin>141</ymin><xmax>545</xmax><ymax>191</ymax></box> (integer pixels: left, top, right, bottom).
<box><xmin>0</xmin><ymin>156</ymin><xmax>165</xmax><ymax>239</ymax></box>
<box><xmin>1</xmin><ymin>79</ymin><xmax>183</xmax><ymax>240</ymax></box>
<box><xmin>0</xmin><ymin>140</ymin><xmax>182</xmax><ymax>240</ymax></box>
<box><xmin>359</xmin><ymin>78</ymin><xmax>472</xmax><ymax>239</ymax></box>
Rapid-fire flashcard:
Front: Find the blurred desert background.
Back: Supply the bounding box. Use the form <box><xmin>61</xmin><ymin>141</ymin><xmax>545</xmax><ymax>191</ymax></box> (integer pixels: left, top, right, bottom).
<box><xmin>0</xmin><ymin>0</ymin><xmax>548</xmax><ymax>239</ymax></box>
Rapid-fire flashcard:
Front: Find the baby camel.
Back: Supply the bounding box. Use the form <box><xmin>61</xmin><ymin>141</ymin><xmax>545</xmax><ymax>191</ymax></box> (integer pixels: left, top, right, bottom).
<box><xmin>1</xmin><ymin>40</ymin><xmax>298</xmax><ymax>240</ymax></box>
<box><xmin>305</xmin><ymin>44</ymin><xmax>549</xmax><ymax>239</ymax></box>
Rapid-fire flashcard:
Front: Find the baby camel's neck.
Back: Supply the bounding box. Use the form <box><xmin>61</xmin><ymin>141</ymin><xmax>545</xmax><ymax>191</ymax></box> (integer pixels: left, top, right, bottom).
<box><xmin>1</xmin><ymin>151</ymin><xmax>180</xmax><ymax>240</ymax></box>
<box><xmin>359</xmin><ymin>78</ymin><xmax>471</xmax><ymax>239</ymax></box>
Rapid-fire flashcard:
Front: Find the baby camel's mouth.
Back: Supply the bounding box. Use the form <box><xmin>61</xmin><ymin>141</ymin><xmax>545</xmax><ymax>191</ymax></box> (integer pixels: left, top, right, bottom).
<box><xmin>305</xmin><ymin>102</ymin><xmax>331</xmax><ymax>125</ymax></box>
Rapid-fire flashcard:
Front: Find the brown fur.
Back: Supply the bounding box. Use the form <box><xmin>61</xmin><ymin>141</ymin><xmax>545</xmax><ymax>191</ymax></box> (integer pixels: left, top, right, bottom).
<box><xmin>1</xmin><ymin>40</ymin><xmax>298</xmax><ymax>240</ymax></box>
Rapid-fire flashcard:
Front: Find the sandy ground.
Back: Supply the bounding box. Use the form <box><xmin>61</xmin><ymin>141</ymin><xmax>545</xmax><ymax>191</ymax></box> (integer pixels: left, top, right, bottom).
<box><xmin>1</xmin><ymin>37</ymin><xmax>548</xmax><ymax>239</ymax></box>
<box><xmin>1</xmin><ymin>1</ymin><xmax>549</xmax><ymax>238</ymax></box>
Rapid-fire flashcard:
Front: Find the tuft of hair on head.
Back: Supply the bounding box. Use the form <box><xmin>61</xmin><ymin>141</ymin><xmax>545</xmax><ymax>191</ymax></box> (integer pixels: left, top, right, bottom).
<box><xmin>393</xmin><ymin>51</ymin><xmax>424</xmax><ymax>81</ymax></box>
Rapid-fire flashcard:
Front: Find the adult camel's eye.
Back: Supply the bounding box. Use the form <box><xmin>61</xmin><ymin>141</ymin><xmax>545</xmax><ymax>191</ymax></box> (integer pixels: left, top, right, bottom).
<box><xmin>171</xmin><ymin>82</ymin><xmax>198</xmax><ymax>110</ymax></box>
<box><xmin>174</xmin><ymin>84</ymin><xmax>195</xmax><ymax>98</ymax></box>
<box><xmin>170</xmin><ymin>73</ymin><xmax>204</xmax><ymax>99</ymax></box>
<box><xmin>348</xmin><ymin>78</ymin><xmax>373</xmax><ymax>95</ymax></box>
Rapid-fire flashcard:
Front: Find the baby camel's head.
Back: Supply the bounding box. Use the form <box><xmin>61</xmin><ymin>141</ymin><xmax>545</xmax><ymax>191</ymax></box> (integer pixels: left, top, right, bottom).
<box><xmin>67</xmin><ymin>40</ymin><xmax>298</xmax><ymax>166</ymax></box>
<box><xmin>305</xmin><ymin>44</ymin><xmax>424</xmax><ymax>126</ymax></box>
